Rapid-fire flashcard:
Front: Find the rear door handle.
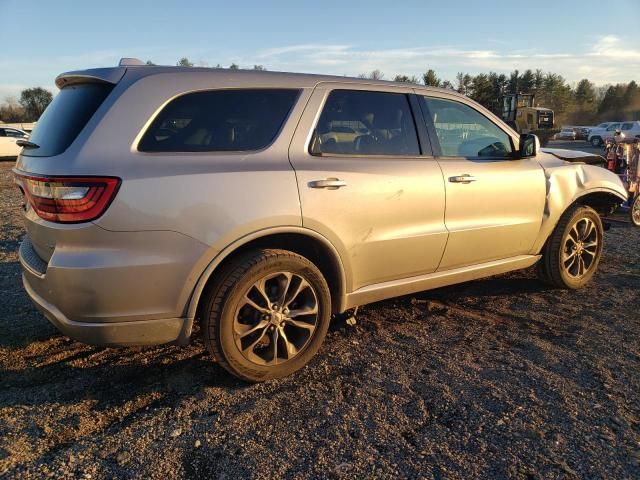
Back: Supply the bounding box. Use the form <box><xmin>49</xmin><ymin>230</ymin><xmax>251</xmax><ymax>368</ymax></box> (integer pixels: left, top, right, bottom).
<box><xmin>448</xmin><ymin>174</ymin><xmax>477</xmax><ymax>184</ymax></box>
<box><xmin>308</xmin><ymin>178</ymin><xmax>347</xmax><ymax>189</ymax></box>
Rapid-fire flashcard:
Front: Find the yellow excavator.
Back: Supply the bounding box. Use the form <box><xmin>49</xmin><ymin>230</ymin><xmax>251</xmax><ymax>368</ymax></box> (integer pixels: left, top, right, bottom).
<box><xmin>500</xmin><ymin>93</ymin><xmax>554</xmax><ymax>133</ymax></box>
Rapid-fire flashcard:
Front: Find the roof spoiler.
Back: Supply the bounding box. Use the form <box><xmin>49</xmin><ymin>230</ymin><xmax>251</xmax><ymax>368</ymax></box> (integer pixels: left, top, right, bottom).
<box><xmin>55</xmin><ymin>58</ymin><xmax>148</xmax><ymax>89</ymax></box>
<box><xmin>55</xmin><ymin>67</ymin><xmax>127</xmax><ymax>89</ymax></box>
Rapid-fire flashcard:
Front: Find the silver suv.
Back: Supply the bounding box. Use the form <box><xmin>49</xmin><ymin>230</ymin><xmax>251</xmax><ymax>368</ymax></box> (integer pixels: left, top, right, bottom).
<box><xmin>14</xmin><ymin>59</ymin><xmax>626</xmax><ymax>381</ymax></box>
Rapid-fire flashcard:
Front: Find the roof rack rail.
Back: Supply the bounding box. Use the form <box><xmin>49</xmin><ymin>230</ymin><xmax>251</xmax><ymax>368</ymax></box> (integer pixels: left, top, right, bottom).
<box><xmin>118</xmin><ymin>57</ymin><xmax>146</xmax><ymax>67</ymax></box>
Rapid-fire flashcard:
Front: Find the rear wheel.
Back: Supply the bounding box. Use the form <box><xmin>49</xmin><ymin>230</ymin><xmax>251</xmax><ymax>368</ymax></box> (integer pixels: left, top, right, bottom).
<box><xmin>201</xmin><ymin>249</ymin><xmax>331</xmax><ymax>382</ymax></box>
<box><xmin>536</xmin><ymin>205</ymin><xmax>604</xmax><ymax>289</ymax></box>
<box><xmin>630</xmin><ymin>194</ymin><xmax>640</xmax><ymax>227</ymax></box>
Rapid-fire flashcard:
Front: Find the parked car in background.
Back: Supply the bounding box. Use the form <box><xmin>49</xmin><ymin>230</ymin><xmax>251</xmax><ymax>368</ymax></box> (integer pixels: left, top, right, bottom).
<box><xmin>619</xmin><ymin>121</ymin><xmax>640</xmax><ymax>139</ymax></box>
<box><xmin>573</xmin><ymin>127</ymin><xmax>589</xmax><ymax>140</ymax></box>
<box><xmin>0</xmin><ymin>127</ymin><xmax>28</xmax><ymax>159</ymax></box>
<box><xmin>0</xmin><ymin>122</ymin><xmax>36</xmax><ymax>133</ymax></box>
<box><xmin>14</xmin><ymin>60</ymin><xmax>627</xmax><ymax>381</ymax></box>
<box><xmin>591</xmin><ymin>122</ymin><xmax>619</xmax><ymax>130</ymax></box>
<box><xmin>587</xmin><ymin>122</ymin><xmax>621</xmax><ymax>146</ymax></box>
<box><xmin>556</xmin><ymin>127</ymin><xmax>577</xmax><ymax>140</ymax></box>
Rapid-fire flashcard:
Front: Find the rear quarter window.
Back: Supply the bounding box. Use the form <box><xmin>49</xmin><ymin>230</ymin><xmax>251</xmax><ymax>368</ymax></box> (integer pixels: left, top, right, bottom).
<box><xmin>139</xmin><ymin>89</ymin><xmax>299</xmax><ymax>152</ymax></box>
<box><xmin>24</xmin><ymin>83</ymin><xmax>114</xmax><ymax>157</ymax></box>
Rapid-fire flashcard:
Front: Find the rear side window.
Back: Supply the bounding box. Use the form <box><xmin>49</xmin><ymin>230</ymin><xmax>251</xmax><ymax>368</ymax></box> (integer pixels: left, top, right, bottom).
<box><xmin>139</xmin><ymin>89</ymin><xmax>299</xmax><ymax>152</ymax></box>
<box><xmin>25</xmin><ymin>83</ymin><xmax>114</xmax><ymax>157</ymax></box>
<box><xmin>421</xmin><ymin>96</ymin><xmax>513</xmax><ymax>158</ymax></box>
<box><xmin>310</xmin><ymin>90</ymin><xmax>420</xmax><ymax>156</ymax></box>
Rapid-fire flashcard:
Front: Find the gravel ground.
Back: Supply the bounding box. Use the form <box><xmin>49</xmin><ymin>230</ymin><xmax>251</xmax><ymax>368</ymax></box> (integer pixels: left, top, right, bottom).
<box><xmin>1</xmin><ymin>157</ymin><xmax>639</xmax><ymax>479</ymax></box>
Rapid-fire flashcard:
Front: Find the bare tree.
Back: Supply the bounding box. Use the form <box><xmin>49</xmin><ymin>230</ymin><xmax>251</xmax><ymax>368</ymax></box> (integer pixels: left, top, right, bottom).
<box><xmin>358</xmin><ymin>69</ymin><xmax>384</xmax><ymax>80</ymax></box>
<box><xmin>0</xmin><ymin>96</ymin><xmax>26</xmax><ymax>122</ymax></box>
<box><xmin>393</xmin><ymin>74</ymin><xmax>420</xmax><ymax>84</ymax></box>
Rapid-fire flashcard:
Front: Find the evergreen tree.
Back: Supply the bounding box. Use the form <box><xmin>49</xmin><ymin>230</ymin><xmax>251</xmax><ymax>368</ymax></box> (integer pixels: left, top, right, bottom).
<box><xmin>469</xmin><ymin>73</ymin><xmax>494</xmax><ymax>110</ymax></box>
<box><xmin>455</xmin><ymin>72</ymin><xmax>472</xmax><ymax>95</ymax></box>
<box><xmin>422</xmin><ymin>69</ymin><xmax>441</xmax><ymax>87</ymax></box>
<box><xmin>176</xmin><ymin>57</ymin><xmax>194</xmax><ymax>67</ymax></box>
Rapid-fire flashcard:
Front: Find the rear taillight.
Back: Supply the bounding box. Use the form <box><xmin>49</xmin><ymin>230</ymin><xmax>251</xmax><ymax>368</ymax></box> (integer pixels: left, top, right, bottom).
<box><xmin>13</xmin><ymin>171</ymin><xmax>120</xmax><ymax>223</ymax></box>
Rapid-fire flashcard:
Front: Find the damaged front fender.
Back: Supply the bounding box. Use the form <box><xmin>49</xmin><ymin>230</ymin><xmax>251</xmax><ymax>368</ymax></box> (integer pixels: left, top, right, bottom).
<box><xmin>530</xmin><ymin>154</ymin><xmax>627</xmax><ymax>254</ymax></box>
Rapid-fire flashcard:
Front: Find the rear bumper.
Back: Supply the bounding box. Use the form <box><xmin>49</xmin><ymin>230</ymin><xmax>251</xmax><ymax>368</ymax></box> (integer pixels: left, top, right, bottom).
<box><xmin>22</xmin><ymin>273</ymin><xmax>192</xmax><ymax>346</ymax></box>
<box><xmin>17</xmin><ymin>226</ymin><xmax>208</xmax><ymax>346</ymax></box>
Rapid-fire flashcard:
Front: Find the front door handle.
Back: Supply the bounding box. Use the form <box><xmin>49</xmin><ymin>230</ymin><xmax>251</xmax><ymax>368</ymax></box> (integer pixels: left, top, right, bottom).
<box><xmin>448</xmin><ymin>174</ymin><xmax>477</xmax><ymax>184</ymax></box>
<box><xmin>308</xmin><ymin>178</ymin><xmax>347</xmax><ymax>189</ymax></box>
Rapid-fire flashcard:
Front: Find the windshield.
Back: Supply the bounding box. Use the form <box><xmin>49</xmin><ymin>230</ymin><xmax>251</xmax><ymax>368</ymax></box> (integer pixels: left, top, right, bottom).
<box><xmin>24</xmin><ymin>83</ymin><xmax>114</xmax><ymax>157</ymax></box>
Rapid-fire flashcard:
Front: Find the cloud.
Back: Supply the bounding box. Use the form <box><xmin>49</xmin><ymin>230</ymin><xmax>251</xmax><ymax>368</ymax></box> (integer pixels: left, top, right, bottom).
<box><xmin>246</xmin><ymin>35</ymin><xmax>640</xmax><ymax>84</ymax></box>
<box><xmin>0</xmin><ymin>34</ymin><xmax>637</xmax><ymax>100</ymax></box>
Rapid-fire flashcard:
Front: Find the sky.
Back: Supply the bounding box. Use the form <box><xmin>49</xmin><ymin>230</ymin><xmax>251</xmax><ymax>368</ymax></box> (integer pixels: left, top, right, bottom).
<box><xmin>1</xmin><ymin>0</ymin><xmax>639</xmax><ymax>100</ymax></box>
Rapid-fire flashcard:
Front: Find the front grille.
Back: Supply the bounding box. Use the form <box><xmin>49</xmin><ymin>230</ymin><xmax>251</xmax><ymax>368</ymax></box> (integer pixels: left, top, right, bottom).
<box><xmin>19</xmin><ymin>236</ymin><xmax>48</xmax><ymax>276</ymax></box>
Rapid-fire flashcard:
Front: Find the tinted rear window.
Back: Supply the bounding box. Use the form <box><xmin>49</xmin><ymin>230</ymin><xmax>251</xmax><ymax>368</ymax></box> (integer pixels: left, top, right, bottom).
<box><xmin>139</xmin><ymin>89</ymin><xmax>299</xmax><ymax>152</ymax></box>
<box><xmin>311</xmin><ymin>90</ymin><xmax>420</xmax><ymax>156</ymax></box>
<box><xmin>25</xmin><ymin>83</ymin><xmax>114</xmax><ymax>157</ymax></box>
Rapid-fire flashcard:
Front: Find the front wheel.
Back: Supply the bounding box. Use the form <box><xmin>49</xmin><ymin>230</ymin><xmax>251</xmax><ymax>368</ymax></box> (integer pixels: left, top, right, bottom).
<box><xmin>631</xmin><ymin>194</ymin><xmax>640</xmax><ymax>227</ymax></box>
<box><xmin>536</xmin><ymin>205</ymin><xmax>604</xmax><ymax>289</ymax></box>
<box><xmin>201</xmin><ymin>249</ymin><xmax>331</xmax><ymax>382</ymax></box>
<box><xmin>590</xmin><ymin>136</ymin><xmax>602</xmax><ymax>147</ymax></box>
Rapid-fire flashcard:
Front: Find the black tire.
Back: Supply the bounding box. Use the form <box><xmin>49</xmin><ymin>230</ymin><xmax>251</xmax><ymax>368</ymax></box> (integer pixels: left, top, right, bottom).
<box><xmin>201</xmin><ymin>249</ymin><xmax>331</xmax><ymax>382</ymax></box>
<box><xmin>536</xmin><ymin>205</ymin><xmax>604</xmax><ymax>289</ymax></box>
<box><xmin>630</xmin><ymin>194</ymin><xmax>640</xmax><ymax>227</ymax></box>
<box><xmin>590</xmin><ymin>136</ymin><xmax>602</xmax><ymax>147</ymax></box>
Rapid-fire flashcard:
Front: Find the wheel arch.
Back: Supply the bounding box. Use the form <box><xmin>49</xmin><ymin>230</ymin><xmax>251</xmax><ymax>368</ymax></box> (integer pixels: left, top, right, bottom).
<box><xmin>187</xmin><ymin>227</ymin><xmax>348</xmax><ymax>325</ymax></box>
<box><xmin>531</xmin><ymin>186</ymin><xmax>626</xmax><ymax>254</ymax></box>
<box><xmin>573</xmin><ymin>189</ymin><xmax>626</xmax><ymax>216</ymax></box>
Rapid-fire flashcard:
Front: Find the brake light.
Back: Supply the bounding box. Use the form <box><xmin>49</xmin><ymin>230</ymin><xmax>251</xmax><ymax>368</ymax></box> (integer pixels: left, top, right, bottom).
<box><xmin>13</xmin><ymin>172</ymin><xmax>120</xmax><ymax>223</ymax></box>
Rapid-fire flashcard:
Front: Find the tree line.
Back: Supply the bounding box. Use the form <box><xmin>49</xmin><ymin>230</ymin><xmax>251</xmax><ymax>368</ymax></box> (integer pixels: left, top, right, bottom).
<box><xmin>2</xmin><ymin>59</ymin><xmax>638</xmax><ymax>126</ymax></box>
<box><xmin>0</xmin><ymin>87</ymin><xmax>53</xmax><ymax>123</ymax></box>
<box><xmin>365</xmin><ymin>68</ymin><xmax>639</xmax><ymax>126</ymax></box>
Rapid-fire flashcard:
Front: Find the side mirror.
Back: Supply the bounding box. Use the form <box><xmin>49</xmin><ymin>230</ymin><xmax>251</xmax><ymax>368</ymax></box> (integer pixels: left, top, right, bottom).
<box><xmin>519</xmin><ymin>133</ymin><xmax>539</xmax><ymax>158</ymax></box>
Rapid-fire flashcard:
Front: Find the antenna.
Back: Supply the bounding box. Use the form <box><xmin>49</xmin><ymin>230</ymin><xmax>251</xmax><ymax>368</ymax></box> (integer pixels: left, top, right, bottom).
<box><xmin>118</xmin><ymin>58</ymin><xmax>146</xmax><ymax>66</ymax></box>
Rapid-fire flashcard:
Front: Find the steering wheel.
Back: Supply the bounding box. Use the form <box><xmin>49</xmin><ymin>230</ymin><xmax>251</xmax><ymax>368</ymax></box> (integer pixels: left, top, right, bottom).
<box><xmin>477</xmin><ymin>141</ymin><xmax>508</xmax><ymax>157</ymax></box>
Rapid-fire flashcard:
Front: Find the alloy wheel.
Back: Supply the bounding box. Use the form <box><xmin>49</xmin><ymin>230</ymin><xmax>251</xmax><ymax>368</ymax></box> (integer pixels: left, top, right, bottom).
<box><xmin>562</xmin><ymin>217</ymin><xmax>600</xmax><ymax>278</ymax></box>
<box><xmin>232</xmin><ymin>271</ymin><xmax>319</xmax><ymax>366</ymax></box>
<box><xmin>632</xmin><ymin>196</ymin><xmax>640</xmax><ymax>226</ymax></box>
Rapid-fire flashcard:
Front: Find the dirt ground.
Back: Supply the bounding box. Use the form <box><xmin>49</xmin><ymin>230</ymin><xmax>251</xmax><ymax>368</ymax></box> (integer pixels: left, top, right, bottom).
<box><xmin>1</xmin><ymin>146</ymin><xmax>639</xmax><ymax>479</ymax></box>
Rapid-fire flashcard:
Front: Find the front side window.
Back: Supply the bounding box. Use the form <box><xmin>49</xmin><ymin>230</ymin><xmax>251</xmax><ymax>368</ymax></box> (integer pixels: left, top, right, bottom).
<box><xmin>421</xmin><ymin>96</ymin><xmax>513</xmax><ymax>158</ymax></box>
<box><xmin>139</xmin><ymin>89</ymin><xmax>299</xmax><ymax>152</ymax></box>
<box><xmin>311</xmin><ymin>90</ymin><xmax>420</xmax><ymax>156</ymax></box>
<box><xmin>606</xmin><ymin>123</ymin><xmax>621</xmax><ymax>131</ymax></box>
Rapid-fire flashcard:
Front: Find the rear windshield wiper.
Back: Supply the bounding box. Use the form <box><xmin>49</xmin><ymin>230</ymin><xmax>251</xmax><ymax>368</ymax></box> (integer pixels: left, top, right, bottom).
<box><xmin>16</xmin><ymin>139</ymin><xmax>40</xmax><ymax>149</ymax></box>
